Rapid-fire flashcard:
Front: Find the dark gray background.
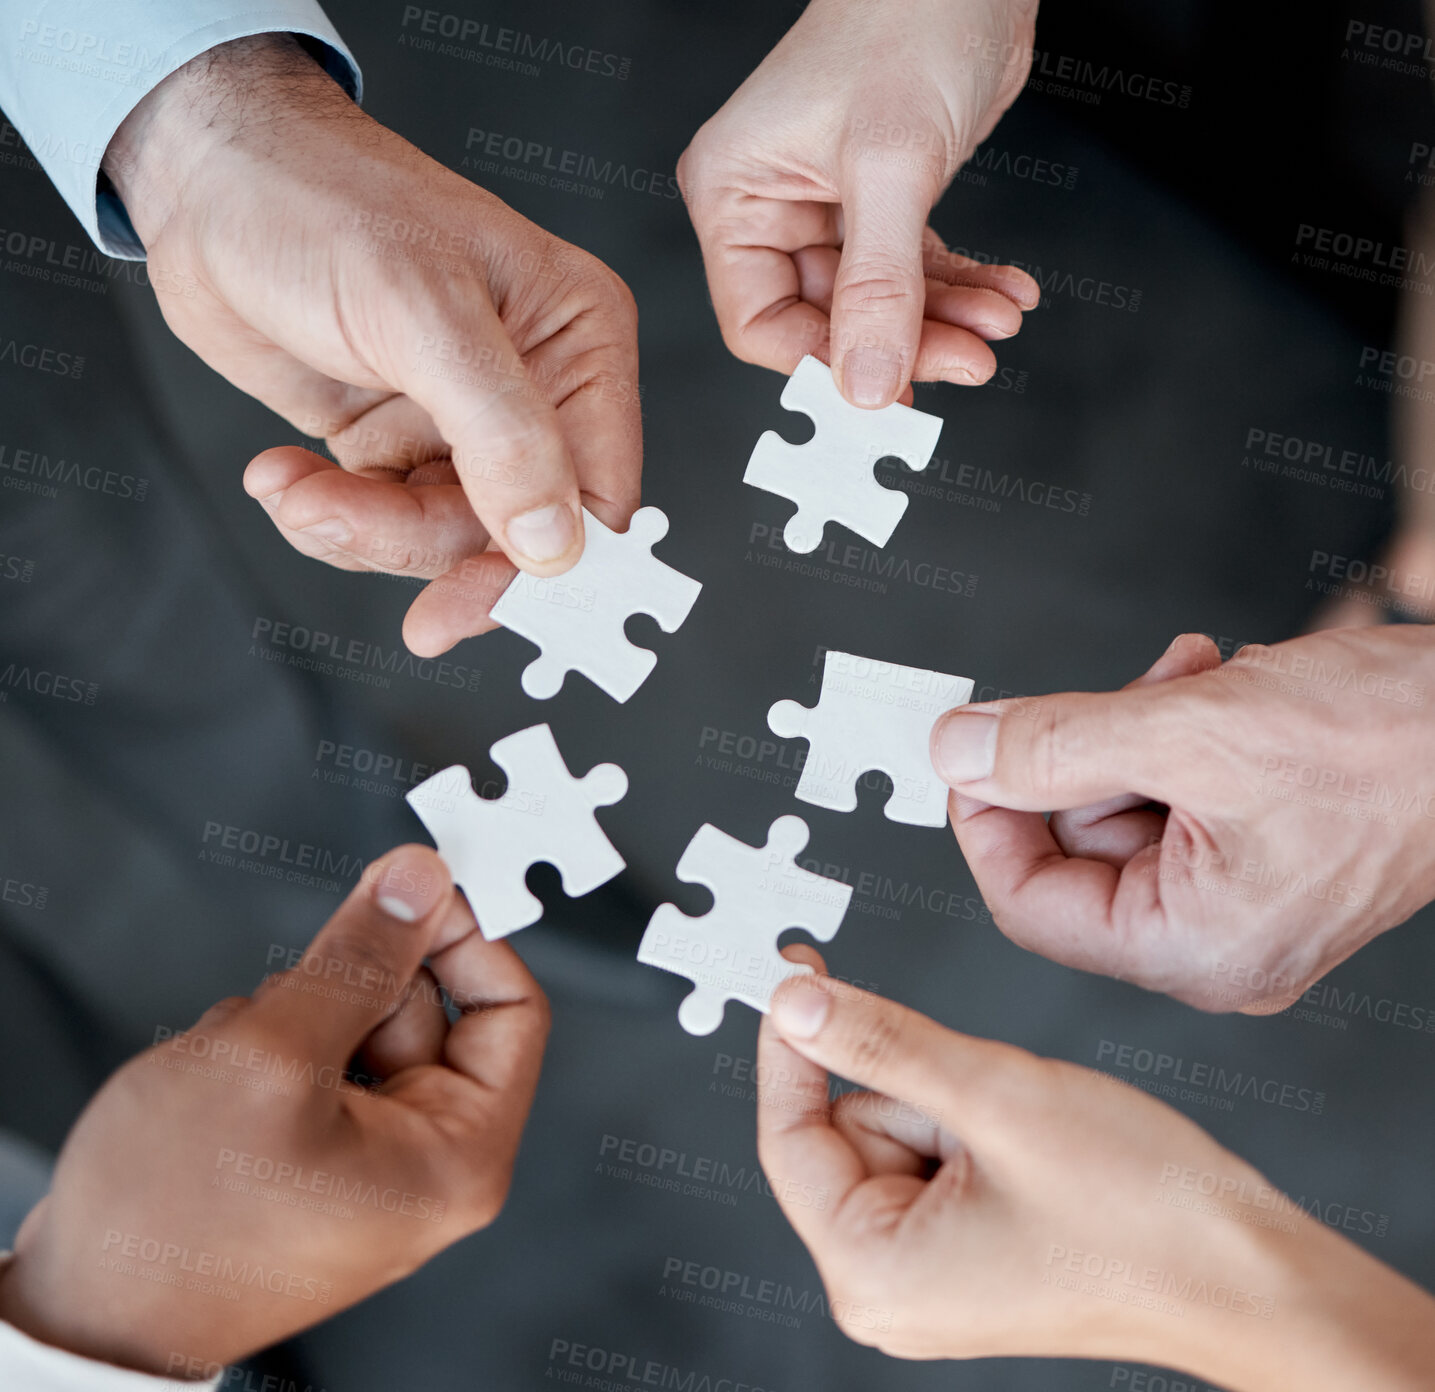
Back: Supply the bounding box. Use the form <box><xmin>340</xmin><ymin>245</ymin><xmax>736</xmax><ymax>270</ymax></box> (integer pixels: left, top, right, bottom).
<box><xmin>1</xmin><ymin>1</ymin><xmax>1432</xmax><ymax>1388</ymax></box>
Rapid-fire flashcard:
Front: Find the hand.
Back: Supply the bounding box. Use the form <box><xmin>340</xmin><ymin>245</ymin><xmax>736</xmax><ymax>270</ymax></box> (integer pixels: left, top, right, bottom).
<box><xmin>105</xmin><ymin>35</ymin><xmax>641</xmax><ymax>656</ymax></box>
<box><xmin>928</xmin><ymin>628</ymin><xmax>1435</xmax><ymax>1011</ymax></box>
<box><xmin>0</xmin><ymin>845</ymin><xmax>549</xmax><ymax>1378</ymax></box>
<box><xmin>678</xmin><ymin>0</ymin><xmax>1040</xmax><ymax>407</ymax></box>
<box><xmin>757</xmin><ymin>956</ymin><xmax>1435</xmax><ymax>1387</ymax></box>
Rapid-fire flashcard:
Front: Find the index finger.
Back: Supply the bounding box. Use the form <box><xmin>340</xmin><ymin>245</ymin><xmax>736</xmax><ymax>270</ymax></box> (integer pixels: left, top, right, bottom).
<box><xmin>755</xmin><ymin>951</ymin><xmax>867</xmax><ymax>1251</ymax></box>
<box><xmin>525</xmin><ymin>310</ymin><xmax>644</xmax><ymax>537</ymax></box>
<box><xmin>950</xmin><ymin>635</ymin><xmax>1219</xmax><ymax>982</ymax></box>
<box><xmin>949</xmin><ymin>792</ymin><xmax>1167</xmax><ymax>982</ymax></box>
<box><xmin>385</xmin><ymin>921</ymin><xmax>550</xmax><ymax>1165</ymax></box>
<box><xmin>688</xmin><ymin>192</ymin><xmax>836</xmax><ymax>373</ymax></box>
<box><xmin>245</xmin><ymin>447</ymin><xmax>491</xmax><ymax>580</ymax></box>
<box><xmin>768</xmin><ymin>972</ymin><xmax>1016</xmax><ymax>1134</ymax></box>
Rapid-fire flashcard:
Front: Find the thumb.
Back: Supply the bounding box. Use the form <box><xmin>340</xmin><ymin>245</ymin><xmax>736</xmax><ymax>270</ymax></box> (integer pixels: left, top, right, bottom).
<box><xmin>391</xmin><ymin>284</ymin><xmax>584</xmax><ymax>576</ymax></box>
<box><xmin>249</xmin><ymin>845</ymin><xmax>453</xmax><ymax>1067</ymax></box>
<box><xmin>929</xmin><ymin>683</ymin><xmax>1205</xmax><ymax>812</ymax></box>
<box><xmin>830</xmin><ymin>161</ymin><xmax>936</xmax><ymax>408</ymax></box>
<box><xmin>769</xmin><ymin>973</ymin><xmax>1019</xmax><ymax>1133</ymax></box>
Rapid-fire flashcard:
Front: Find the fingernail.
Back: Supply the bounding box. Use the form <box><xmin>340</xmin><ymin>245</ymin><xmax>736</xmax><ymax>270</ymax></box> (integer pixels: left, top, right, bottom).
<box><xmin>843</xmin><ymin>348</ymin><xmax>902</xmax><ymax>408</ymax></box>
<box><xmin>1000</xmin><ymin>273</ymin><xmax>1041</xmax><ymax>309</ymax></box>
<box><xmin>259</xmin><ymin>488</ymin><xmax>287</xmax><ymax>509</ymax></box>
<box><xmin>303</xmin><ymin>517</ymin><xmax>353</xmax><ymax>547</ymax></box>
<box><xmin>507</xmin><ymin>503</ymin><xmax>577</xmax><ymax>564</ymax></box>
<box><xmin>369</xmin><ymin>850</ymin><xmax>441</xmax><ymax>922</ymax></box>
<box><xmin>932</xmin><ymin>711</ymin><xmax>999</xmax><ymax>784</ymax></box>
<box><xmin>772</xmin><ymin>975</ymin><xmax>830</xmax><ymax>1039</ymax></box>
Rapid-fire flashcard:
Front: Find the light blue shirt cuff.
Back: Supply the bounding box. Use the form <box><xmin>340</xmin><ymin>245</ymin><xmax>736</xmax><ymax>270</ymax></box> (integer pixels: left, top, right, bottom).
<box><xmin>0</xmin><ymin>3</ymin><xmax>363</xmax><ymax>260</ymax></box>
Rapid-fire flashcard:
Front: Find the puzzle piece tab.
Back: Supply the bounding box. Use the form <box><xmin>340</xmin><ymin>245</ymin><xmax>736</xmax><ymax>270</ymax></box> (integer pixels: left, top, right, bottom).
<box><xmin>406</xmin><ymin>723</ymin><xmax>627</xmax><ymax>939</ymax></box>
<box><xmin>743</xmin><ymin>355</ymin><xmax>942</xmax><ymax>553</ymax></box>
<box><xmin>638</xmin><ymin>815</ymin><xmax>852</xmax><ymax>1035</ymax></box>
<box><xmin>769</xmin><ymin>651</ymin><xmax>974</xmax><ymax>828</ymax></box>
<box><xmin>490</xmin><ymin>506</ymin><xmax>702</xmax><ymax>702</ymax></box>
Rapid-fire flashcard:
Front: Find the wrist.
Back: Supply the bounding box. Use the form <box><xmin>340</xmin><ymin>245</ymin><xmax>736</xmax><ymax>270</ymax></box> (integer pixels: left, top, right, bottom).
<box><xmin>1179</xmin><ymin>1217</ymin><xmax>1435</xmax><ymax>1391</ymax></box>
<box><xmin>1274</xmin><ymin>1221</ymin><xmax>1435</xmax><ymax>1389</ymax></box>
<box><xmin>0</xmin><ymin>1249</ymin><xmax>215</xmax><ymax>1380</ymax></box>
<box><xmin>103</xmin><ymin>33</ymin><xmax>358</xmax><ymax>250</ymax></box>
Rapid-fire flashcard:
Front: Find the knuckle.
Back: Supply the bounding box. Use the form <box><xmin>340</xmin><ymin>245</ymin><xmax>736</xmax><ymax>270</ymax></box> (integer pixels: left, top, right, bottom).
<box><xmin>1174</xmin><ymin>631</ymin><xmax>1223</xmax><ymax>665</ymax></box>
<box><xmin>1149</xmin><ymin>682</ymin><xmax>1238</xmax><ymax>785</ymax></box>
<box><xmin>526</xmin><ymin>986</ymin><xmax>553</xmax><ymax>1042</ymax></box>
<box><xmin>192</xmin><ymin>996</ymin><xmax>254</xmax><ymax>1034</ymax></box>
<box><xmin>565</xmin><ymin>251</ymin><xmax>637</xmax><ymax>320</ymax></box>
<box><xmin>675</xmin><ymin>124</ymin><xmax>721</xmax><ymax>204</ymax></box>
<box><xmin>459</xmin><ymin>1170</ymin><xmax>511</xmax><ymax>1230</ymax></box>
<box><xmin>321</xmin><ymin>929</ymin><xmax>400</xmax><ymax>987</ymax></box>
<box><xmin>835</xmin><ymin>263</ymin><xmax>922</xmax><ymax>319</ymax></box>
<box><xmin>715</xmin><ymin>318</ymin><xmax>765</xmax><ymax>367</ymax></box>
<box><xmin>386</xmin><ymin>545</ymin><xmax>439</xmax><ymax>577</ymax></box>
<box><xmin>755</xmin><ymin>1131</ymin><xmax>782</xmax><ymax>1177</ymax></box>
<box><xmin>829</xmin><ymin>1089</ymin><xmax>866</xmax><ymax>1127</ymax></box>
<box><xmin>593</xmin><ymin>271</ymin><xmax>638</xmax><ymax>330</ymax></box>
<box><xmin>608</xmin><ymin>275</ymin><xmax>639</xmax><ymax>329</ymax></box>
<box><xmin>1013</xmin><ymin>1051</ymin><xmax>1068</xmax><ymax>1102</ymax></box>
<box><xmin>463</xmin><ymin>406</ymin><xmax>558</xmax><ymax>467</ymax></box>
<box><xmin>421</xmin><ymin>1110</ymin><xmax>511</xmax><ymax>1229</ymax></box>
<box><xmin>219</xmin><ymin>1014</ymin><xmax>286</xmax><ymax>1064</ymax></box>
<box><xmin>675</xmin><ymin>146</ymin><xmax>700</xmax><ymax>204</ymax></box>
<box><xmin>1025</xmin><ymin>700</ymin><xmax>1067</xmax><ymax>799</ymax></box>
<box><xmin>987</xmin><ymin>898</ymin><xmax>1036</xmax><ymax>951</ymax></box>
<box><xmin>258</xmin><ymin>965</ymin><xmax>312</xmax><ymax>1006</ymax></box>
<box><xmin>1026</xmin><ymin>693</ymin><xmax>1133</xmax><ymax>799</ymax></box>
<box><xmin>840</xmin><ymin>1004</ymin><xmax>908</xmax><ymax>1080</ymax></box>
<box><xmin>360</xmin><ymin>537</ymin><xmax>443</xmax><ymax>577</ymax></box>
<box><xmin>821</xmin><ymin>1242</ymin><xmax>900</xmax><ymax>1331</ymax></box>
<box><xmin>833</xmin><ymin>1309</ymin><xmax>884</xmax><ymax>1349</ymax></box>
<box><xmin>571</xmin><ymin>363</ymin><xmax>638</xmax><ymax>414</ymax></box>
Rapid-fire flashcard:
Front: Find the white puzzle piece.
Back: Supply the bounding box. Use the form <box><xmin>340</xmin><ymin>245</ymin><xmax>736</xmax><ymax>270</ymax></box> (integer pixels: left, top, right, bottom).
<box><xmin>769</xmin><ymin>650</ymin><xmax>974</xmax><ymax>828</ymax></box>
<box><xmin>638</xmin><ymin>815</ymin><xmax>852</xmax><ymax>1035</ymax></box>
<box><xmin>406</xmin><ymin>723</ymin><xmax>627</xmax><ymax>940</ymax></box>
<box><xmin>743</xmin><ymin>355</ymin><xmax>943</xmax><ymax>553</ymax></box>
<box><xmin>490</xmin><ymin>505</ymin><xmax>702</xmax><ymax>702</ymax></box>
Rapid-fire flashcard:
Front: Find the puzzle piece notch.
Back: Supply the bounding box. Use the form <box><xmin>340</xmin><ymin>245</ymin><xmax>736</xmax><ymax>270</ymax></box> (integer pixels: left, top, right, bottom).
<box><xmin>638</xmin><ymin>815</ymin><xmax>853</xmax><ymax>1035</ymax></box>
<box><xmin>406</xmin><ymin>723</ymin><xmax>627</xmax><ymax>940</ymax></box>
<box><xmin>743</xmin><ymin>355</ymin><xmax>943</xmax><ymax>554</ymax></box>
<box><xmin>769</xmin><ymin>650</ymin><xmax>974</xmax><ymax>828</ymax></box>
<box><xmin>490</xmin><ymin>505</ymin><xmax>703</xmax><ymax>703</ymax></box>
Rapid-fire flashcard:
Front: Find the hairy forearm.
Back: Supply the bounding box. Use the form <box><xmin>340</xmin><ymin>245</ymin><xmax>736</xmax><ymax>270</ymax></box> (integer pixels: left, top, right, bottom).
<box><xmin>103</xmin><ymin>33</ymin><xmax>358</xmax><ymax>249</ymax></box>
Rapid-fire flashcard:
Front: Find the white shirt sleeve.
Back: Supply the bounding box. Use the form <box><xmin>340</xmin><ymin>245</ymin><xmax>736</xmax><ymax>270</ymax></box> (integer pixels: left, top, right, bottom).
<box><xmin>0</xmin><ymin>2</ymin><xmax>363</xmax><ymax>259</ymax></box>
<box><xmin>0</xmin><ymin>1305</ymin><xmax>221</xmax><ymax>1389</ymax></box>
